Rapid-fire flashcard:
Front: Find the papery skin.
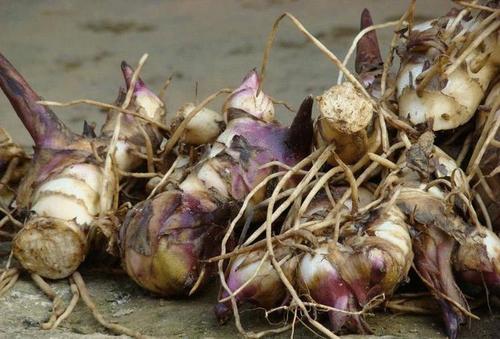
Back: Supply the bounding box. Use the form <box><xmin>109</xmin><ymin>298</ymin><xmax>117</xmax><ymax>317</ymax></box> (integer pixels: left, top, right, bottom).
<box><xmin>425</xmin><ymin>144</ymin><xmax>500</xmax><ymax>295</ymax></box>
<box><xmin>455</xmin><ymin>227</ymin><xmax>500</xmax><ymax>295</ymax></box>
<box><xmin>298</xmin><ymin>206</ymin><xmax>412</xmax><ymax>334</ymax></box>
<box><xmin>0</xmin><ymin>127</ymin><xmax>29</xmax><ymax>209</ymax></box>
<box><xmin>356</xmin><ymin>8</ymin><xmax>384</xmax><ymax>98</ymax></box>
<box><xmin>224</xmin><ymin>70</ymin><xmax>275</xmax><ymax>123</ymax></box>
<box><xmin>0</xmin><ymin>53</ymin><xmax>165</xmax><ymax>279</ymax></box>
<box><xmin>396</xmin><ymin>7</ymin><xmax>499</xmax><ymax>131</ymax></box>
<box><xmin>397</xmin><ymin>188</ymin><xmax>468</xmax><ymax>339</ymax></box>
<box><xmin>214</xmin><ymin>248</ymin><xmax>297</xmax><ymax>324</ymax></box>
<box><xmin>120</xmin><ymin>72</ymin><xmax>314</xmax><ymax>296</ymax></box>
<box><xmin>174</xmin><ymin>103</ymin><xmax>224</xmax><ymax>145</ymax></box>
<box><xmin>298</xmin><ymin>244</ymin><xmax>367</xmax><ymax>333</ymax></box>
<box><xmin>295</xmin><ymin>185</ymin><xmax>412</xmax><ymax>334</ymax></box>
<box><xmin>395</xmin><ymin>133</ymin><xmax>500</xmax><ymax>339</ymax></box>
<box><xmin>396</xmin><ymin>134</ymin><xmax>467</xmax><ymax>339</ymax></box>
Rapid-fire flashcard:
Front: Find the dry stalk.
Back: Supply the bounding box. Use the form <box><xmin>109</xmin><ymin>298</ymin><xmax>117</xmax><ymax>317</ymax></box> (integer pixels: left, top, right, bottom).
<box><xmin>217</xmin><ymin>170</ymin><xmax>292</xmax><ymax>337</ymax></box>
<box><xmin>265</xmin><ymin>206</ymin><xmax>338</xmax><ymax>338</ymax></box>
<box><xmin>0</xmin><ymin>207</ymin><xmax>23</xmax><ymax>228</ymax></box>
<box><xmin>217</xmin><ymin>147</ymin><xmax>326</xmax><ymax>337</ymax></box>
<box><xmin>473</xmin><ymin>192</ymin><xmax>493</xmax><ymax>230</ymax></box>
<box><xmin>308</xmin><ymin>141</ymin><xmax>406</xmax><ymax>235</ymax></box>
<box><xmin>212</xmin><ymin>142</ymin><xmax>406</xmax><ymax>264</ymax></box>
<box><xmin>137</xmin><ymin>123</ymin><xmax>155</xmax><ymax>173</ymax></box>
<box><xmin>98</xmin><ymin>53</ymin><xmax>150</xmax><ymax>219</ymax></box>
<box><xmin>0</xmin><ymin>252</ymin><xmax>18</xmax><ymax>297</ymax></box>
<box><xmin>259</xmin><ymin>160</ymin><xmax>325</xmax><ymax>176</ymax></box>
<box><xmin>269</xmin><ymin>96</ymin><xmax>295</xmax><ymax>112</ymax></box>
<box><xmin>467</xmin><ymin>103</ymin><xmax>500</xmax><ymax>176</ymax></box>
<box><xmin>158</xmin><ymin>73</ymin><xmax>174</xmax><ymax>102</ymax></box>
<box><xmin>188</xmin><ymin>266</ymin><xmax>206</xmax><ymax>296</ymax></box>
<box><xmin>295</xmin><ymin>166</ymin><xmax>343</xmax><ymax>223</ymax></box>
<box><xmin>0</xmin><ymin>269</ymin><xmax>18</xmax><ymax>297</ymax></box>
<box><xmin>243</xmin><ymin>145</ymin><xmax>333</xmax><ymax>246</ymax></box>
<box><xmin>411</xmin><ymin>264</ymin><xmax>479</xmax><ymax>320</ymax></box>
<box><xmin>255</xmin><ymin>181</ymin><xmax>317</xmax><ymax>211</ymax></box>
<box><xmin>259</xmin><ymin>12</ymin><xmax>370</xmax><ymax>102</ymax></box>
<box><xmin>385</xmin><ymin>300</ymin><xmax>437</xmax><ymax>315</ymax></box>
<box><xmin>446</xmin><ymin>19</ymin><xmax>500</xmax><ymax>75</ymax></box>
<box><xmin>456</xmin><ymin>133</ymin><xmax>473</xmax><ymax>166</ymax></box>
<box><xmin>327</xmin><ymin>154</ymin><xmax>358</xmax><ymax>217</ymax></box>
<box><xmin>218</xmin><ymin>251</ymin><xmax>270</xmax><ymax>304</ymax></box>
<box><xmin>454</xmin><ymin>0</ymin><xmax>499</xmax><ymax>12</ymax></box>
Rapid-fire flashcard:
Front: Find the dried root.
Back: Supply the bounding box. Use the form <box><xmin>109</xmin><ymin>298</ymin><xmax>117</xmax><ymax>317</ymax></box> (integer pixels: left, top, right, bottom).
<box><xmin>72</xmin><ymin>272</ymin><xmax>145</xmax><ymax>339</ymax></box>
<box><xmin>0</xmin><ymin>2</ymin><xmax>497</xmax><ymax>339</ymax></box>
<box><xmin>120</xmin><ymin>71</ymin><xmax>314</xmax><ymax>297</ymax></box>
<box><xmin>214</xmin><ymin>3</ymin><xmax>500</xmax><ymax>338</ymax></box>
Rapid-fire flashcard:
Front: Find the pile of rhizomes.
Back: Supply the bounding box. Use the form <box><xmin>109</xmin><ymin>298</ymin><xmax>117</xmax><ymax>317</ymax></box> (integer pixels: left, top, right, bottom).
<box><xmin>0</xmin><ymin>1</ymin><xmax>499</xmax><ymax>338</ymax></box>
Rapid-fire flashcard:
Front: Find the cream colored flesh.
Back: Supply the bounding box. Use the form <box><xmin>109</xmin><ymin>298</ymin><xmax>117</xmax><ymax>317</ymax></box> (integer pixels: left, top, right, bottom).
<box><xmin>179</xmin><ymin>174</ymin><xmax>206</xmax><ymax>193</ymax></box>
<box><xmin>397</xmin><ymin>15</ymin><xmax>498</xmax><ymax>131</ymax></box>
<box><xmin>397</xmin><ymin>66</ymin><xmax>486</xmax><ymax>130</ymax></box>
<box><xmin>30</xmin><ymin>164</ymin><xmax>103</xmax><ymax>225</ymax></box>
<box><xmin>13</xmin><ymin>217</ymin><xmax>87</xmax><ymax>279</ymax></box>
<box><xmin>33</xmin><ymin>177</ymin><xmax>99</xmax><ymax>214</ymax></box>
<box><xmin>228</xmin><ymin>88</ymin><xmax>274</xmax><ymax>123</ymax></box>
<box><xmin>482</xmin><ymin>229</ymin><xmax>500</xmax><ymax>262</ymax></box>
<box><xmin>373</xmin><ymin>220</ymin><xmax>411</xmax><ymax>258</ymax></box>
<box><xmin>317</xmin><ymin>82</ymin><xmax>373</xmax><ymax>135</ymax></box>
<box><xmin>196</xmin><ymin>162</ymin><xmax>229</xmax><ymax>198</ymax></box>
<box><xmin>299</xmin><ymin>245</ymin><xmax>334</xmax><ymax>285</ymax></box>
<box><xmin>62</xmin><ymin>163</ymin><xmax>104</xmax><ymax>192</ymax></box>
<box><xmin>231</xmin><ymin>254</ymin><xmax>274</xmax><ymax>282</ymax></box>
<box><xmin>177</xmin><ymin>103</ymin><xmax>223</xmax><ymax>145</ymax></box>
<box><xmin>136</xmin><ymin>91</ymin><xmax>165</xmax><ymax>120</ymax></box>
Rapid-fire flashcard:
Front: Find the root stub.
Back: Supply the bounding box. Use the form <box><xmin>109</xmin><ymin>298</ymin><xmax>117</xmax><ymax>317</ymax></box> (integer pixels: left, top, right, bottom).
<box><xmin>13</xmin><ymin>217</ymin><xmax>87</xmax><ymax>279</ymax></box>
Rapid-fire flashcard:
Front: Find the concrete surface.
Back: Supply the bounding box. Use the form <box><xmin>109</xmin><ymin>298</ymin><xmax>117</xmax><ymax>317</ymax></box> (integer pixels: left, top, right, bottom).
<box><xmin>0</xmin><ymin>0</ymin><xmax>498</xmax><ymax>338</ymax></box>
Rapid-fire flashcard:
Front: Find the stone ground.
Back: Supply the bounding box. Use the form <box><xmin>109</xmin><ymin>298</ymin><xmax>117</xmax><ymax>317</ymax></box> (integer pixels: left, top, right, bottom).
<box><xmin>0</xmin><ymin>0</ymin><xmax>498</xmax><ymax>338</ymax></box>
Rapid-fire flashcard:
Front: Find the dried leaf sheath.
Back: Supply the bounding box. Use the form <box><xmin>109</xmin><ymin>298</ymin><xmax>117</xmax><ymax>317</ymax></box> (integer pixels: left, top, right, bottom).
<box><xmin>0</xmin><ymin>53</ymin><xmax>165</xmax><ymax>279</ymax></box>
<box><xmin>120</xmin><ymin>71</ymin><xmax>314</xmax><ymax>296</ymax></box>
<box><xmin>298</xmin><ymin>192</ymin><xmax>412</xmax><ymax>333</ymax></box>
<box><xmin>0</xmin><ymin>128</ymin><xmax>29</xmax><ymax>211</ymax></box>
<box><xmin>396</xmin><ymin>7</ymin><xmax>499</xmax><ymax>130</ymax></box>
